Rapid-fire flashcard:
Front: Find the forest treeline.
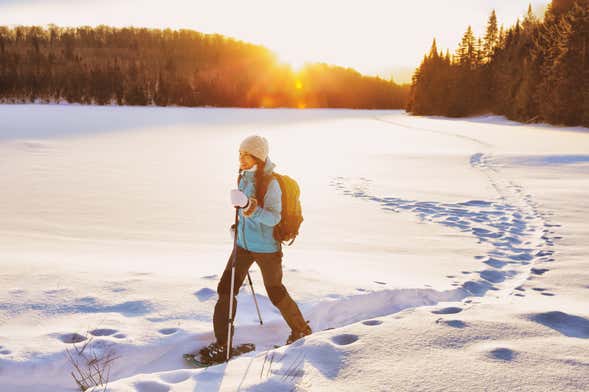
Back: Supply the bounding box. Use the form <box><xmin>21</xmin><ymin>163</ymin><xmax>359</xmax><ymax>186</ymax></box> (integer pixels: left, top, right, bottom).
<box><xmin>0</xmin><ymin>25</ymin><xmax>408</xmax><ymax>109</ymax></box>
<box><xmin>407</xmin><ymin>0</ymin><xmax>589</xmax><ymax>127</ymax></box>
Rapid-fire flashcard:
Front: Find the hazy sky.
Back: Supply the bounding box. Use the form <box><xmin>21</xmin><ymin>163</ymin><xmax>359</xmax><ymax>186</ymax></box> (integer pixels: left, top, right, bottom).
<box><xmin>0</xmin><ymin>0</ymin><xmax>550</xmax><ymax>83</ymax></box>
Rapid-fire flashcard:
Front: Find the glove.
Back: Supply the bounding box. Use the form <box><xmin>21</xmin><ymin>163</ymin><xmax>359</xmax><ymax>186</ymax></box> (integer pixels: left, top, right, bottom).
<box><xmin>230</xmin><ymin>189</ymin><xmax>249</xmax><ymax>208</ymax></box>
<box><xmin>242</xmin><ymin>198</ymin><xmax>258</xmax><ymax>217</ymax></box>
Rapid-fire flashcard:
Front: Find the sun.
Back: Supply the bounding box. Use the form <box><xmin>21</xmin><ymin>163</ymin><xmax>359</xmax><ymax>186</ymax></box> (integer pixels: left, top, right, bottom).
<box><xmin>289</xmin><ymin>60</ymin><xmax>306</xmax><ymax>72</ymax></box>
<box><xmin>275</xmin><ymin>50</ymin><xmax>307</xmax><ymax>72</ymax></box>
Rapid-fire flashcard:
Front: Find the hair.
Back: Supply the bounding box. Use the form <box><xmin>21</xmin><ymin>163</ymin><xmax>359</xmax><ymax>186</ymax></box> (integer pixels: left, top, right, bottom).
<box><xmin>252</xmin><ymin>156</ymin><xmax>271</xmax><ymax>205</ymax></box>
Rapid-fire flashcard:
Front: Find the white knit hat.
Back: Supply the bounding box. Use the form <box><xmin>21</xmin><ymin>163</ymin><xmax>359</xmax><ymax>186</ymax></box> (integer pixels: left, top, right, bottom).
<box><xmin>239</xmin><ymin>135</ymin><xmax>269</xmax><ymax>161</ymax></box>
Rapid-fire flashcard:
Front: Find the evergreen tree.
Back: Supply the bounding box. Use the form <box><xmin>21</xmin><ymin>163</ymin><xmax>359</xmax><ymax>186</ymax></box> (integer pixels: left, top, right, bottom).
<box><xmin>522</xmin><ymin>4</ymin><xmax>538</xmax><ymax>31</ymax></box>
<box><xmin>429</xmin><ymin>38</ymin><xmax>439</xmax><ymax>59</ymax></box>
<box><xmin>0</xmin><ymin>24</ymin><xmax>409</xmax><ymax>109</ymax></box>
<box><xmin>408</xmin><ymin>0</ymin><xmax>588</xmax><ymax>127</ymax></box>
<box><xmin>483</xmin><ymin>10</ymin><xmax>499</xmax><ymax>61</ymax></box>
<box><xmin>456</xmin><ymin>26</ymin><xmax>476</xmax><ymax>69</ymax></box>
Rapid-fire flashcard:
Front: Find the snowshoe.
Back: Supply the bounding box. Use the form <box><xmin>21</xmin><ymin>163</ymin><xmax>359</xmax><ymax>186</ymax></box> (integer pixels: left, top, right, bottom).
<box><xmin>183</xmin><ymin>342</ymin><xmax>255</xmax><ymax>367</ymax></box>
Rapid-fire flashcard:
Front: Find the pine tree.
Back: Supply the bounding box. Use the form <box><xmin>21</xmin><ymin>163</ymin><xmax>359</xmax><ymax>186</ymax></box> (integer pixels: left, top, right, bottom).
<box><xmin>523</xmin><ymin>4</ymin><xmax>538</xmax><ymax>32</ymax></box>
<box><xmin>456</xmin><ymin>26</ymin><xmax>476</xmax><ymax>69</ymax></box>
<box><xmin>476</xmin><ymin>38</ymin><xmax>485</xmax><ymax>66</ymax></box>
<box><xmin>484</xmin><ymin>10</ymin><xmax>499</xmax><ymax>61</ymax></box>
<box><xmin>0</xmin><ymin>25</ymin><xmax>408</xmax><ymax>109</ymax></box>
<box><xmin>551</xmin><ymin>0</ymin><xmax>589</xmax><ymax>125</ymax></box>
<box><xmin>407</xmin><ymin>0</ymin><xmax>587</xmax><ymax>126</ymax></box>
<box><xmin>429</xmin><ymin>38</ymin><xmax>439</xmax><ymax>59</ymax></box>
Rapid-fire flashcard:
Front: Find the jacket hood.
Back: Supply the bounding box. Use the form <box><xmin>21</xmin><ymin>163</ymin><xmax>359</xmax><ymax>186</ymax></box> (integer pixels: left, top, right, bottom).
<box><xmin>263</xmin><ymin>157</ymin><xmax>276</xmax><ymax>174</ymax></box>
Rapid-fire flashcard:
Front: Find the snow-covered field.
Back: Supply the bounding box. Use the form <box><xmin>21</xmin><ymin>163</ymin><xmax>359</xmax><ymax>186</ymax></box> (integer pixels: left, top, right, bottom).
<box><xmin>0</xmin><ymin>105</ymin><xmax>588</xmax><ymax>391</ymax></box>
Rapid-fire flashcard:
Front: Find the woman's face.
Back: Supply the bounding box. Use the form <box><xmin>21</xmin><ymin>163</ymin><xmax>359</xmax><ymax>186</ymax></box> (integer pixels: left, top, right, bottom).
<box><xmin>239</xmin><ymin>151</ymin><xmax>256</xmax><ymax>170</ymax></box>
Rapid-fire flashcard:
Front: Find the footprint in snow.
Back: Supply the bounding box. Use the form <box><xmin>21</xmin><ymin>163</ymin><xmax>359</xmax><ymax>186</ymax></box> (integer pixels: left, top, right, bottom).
<box><xmin>487</xmin><ymin>347</ymin><xmax>517</xmax><ymax>361</ymax></box>
<box><xmin>194</xmin><ymin>288</ymin><xmax>216</xmax><ymax>301</ymax></box>
<box><xmin>431</xmin><ymin>307</ymin><xmax>463</xmax><ymax>315</ymax></box>
<box><xmin>362</xmin><ymin>320</ymin><xmax>383</xmax><ymax>326</ymax></box>
<box><xmin>158</xmin><ymin>328</ymin><xmax>179</xmax><ymax>336</ymax></box>
<box><xmin>529</xmin><ymin>311</ymin><xmax>589</xmax><ymax>338</ymax></box>
<box><xmin>89</xmin><ymin>328</ymin><xmax>118</xmax><ymax>337</ymax></box>
<box><xmin>58</xmin><ymin>333</ymin><xmax>87</xmax><ymax>344</ymax></box>
<box><xmin>479</xmin><ymin>269</ymin><xmax>506</xmax><ymax>283</ymax></box>
<box><xmin>436</xmin><ymin>319</ymin><xmax>467</xmax><ymax>328</ymax></box>
<box><xmin>331</xmin><ymin>334</ymin><xmax>359</xmax><ymax>345</ymax></box>
<box><xmin>531</xmin><ymin>268</ymin><xmax>549</xmax><ymax>275</ymax></box>
<box><xmin>484</xmin><ymin>258</ymin><xmax>507</xmax><ymax>268</ymax></box>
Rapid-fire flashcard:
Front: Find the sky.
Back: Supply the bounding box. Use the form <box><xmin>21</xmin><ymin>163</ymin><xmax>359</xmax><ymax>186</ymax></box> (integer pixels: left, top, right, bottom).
<box><xmin>0</xmin><ymin>0</ymin><xmax>550</xmax><ymax>83</ymax></box>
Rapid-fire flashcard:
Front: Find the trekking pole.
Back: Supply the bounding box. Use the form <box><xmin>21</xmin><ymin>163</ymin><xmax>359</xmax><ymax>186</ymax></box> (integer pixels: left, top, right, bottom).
<box><xmin>226</xmin><ymin>206</ymin><xmax>239</xmax><ymax>361</ymax></box>
<box><xmin>246</xmin><ymin>272</ymin><xmax>263</xmax><ymax>325</ymax></box>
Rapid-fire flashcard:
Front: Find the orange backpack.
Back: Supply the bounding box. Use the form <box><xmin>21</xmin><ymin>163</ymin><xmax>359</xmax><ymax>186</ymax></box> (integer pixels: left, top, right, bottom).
<box><xmin>261</xmin><ymin>173</ymin><xmax>304</xmax><ymax>245</ymax></box>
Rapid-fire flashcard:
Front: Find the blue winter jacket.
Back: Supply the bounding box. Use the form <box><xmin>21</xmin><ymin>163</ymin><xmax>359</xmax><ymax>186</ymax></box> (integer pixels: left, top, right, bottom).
<box><xmin>236</xmin><ymin>157</ymin><xmax>282</xmax><ymax>253</ymax></box>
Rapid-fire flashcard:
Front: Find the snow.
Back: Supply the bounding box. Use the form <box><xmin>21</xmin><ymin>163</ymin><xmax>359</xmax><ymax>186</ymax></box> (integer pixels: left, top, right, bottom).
<box><xmin>0</xmin><ymin>104</ymin><xmax>588</xmax><ymax>391</ymax></box>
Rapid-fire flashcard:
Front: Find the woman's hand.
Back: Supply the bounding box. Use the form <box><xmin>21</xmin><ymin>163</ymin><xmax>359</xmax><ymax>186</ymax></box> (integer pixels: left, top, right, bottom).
<box><xmin>230</xmin><ymin>189</ymin><xmax>249</xmax><ymax>208</ymax></box>
<box><xmin>242</xmin><ymin>198</ymin><xmax>258</xmax><ymax>217</ymax></box>
<box><xmin>230</xmin><ymin>189</ymin><xmax>258</xmax><ymax>217</ymax></box>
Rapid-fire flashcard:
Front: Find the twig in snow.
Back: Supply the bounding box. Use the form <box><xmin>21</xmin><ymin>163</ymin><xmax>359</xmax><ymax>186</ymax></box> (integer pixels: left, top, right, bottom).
<box><xmin>65</xmin><ymin>330</ymin><xmax>119</xmax><ymax>392</ymax></box>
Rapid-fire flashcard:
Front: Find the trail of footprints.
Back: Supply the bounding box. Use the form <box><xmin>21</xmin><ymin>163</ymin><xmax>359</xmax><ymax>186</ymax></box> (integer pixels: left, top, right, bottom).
<box><xmin>326</xmin><ymin>152</ymin><xmax>571</xmax><ymax>364</ymax></box>
<box><xmin>55</xmin><ymin>273</ymin><xmax>220</xmax><ymax>348</ymax></box>
<box><xmin>330</xmin><ymin>152</ymin><xmax>561</xmax><ymax>301</ymax></box>
<box><xmin>57</xmin><ymin>326</ymin><xmax>178</xmax><ymax>344</ymax></box>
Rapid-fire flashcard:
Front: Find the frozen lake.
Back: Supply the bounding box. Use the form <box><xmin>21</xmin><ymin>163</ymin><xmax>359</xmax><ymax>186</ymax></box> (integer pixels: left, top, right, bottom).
<box><xmin>0</xmin><ymin>104</ymin><xmax>588</xmax><ymax>391</ymax></box>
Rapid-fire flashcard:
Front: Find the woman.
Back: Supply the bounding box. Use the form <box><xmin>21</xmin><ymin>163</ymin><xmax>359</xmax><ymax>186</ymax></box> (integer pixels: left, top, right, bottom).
<box><xmin>200</xmin><ymin>135</ymin><xmax>311</xmax><ymax>363</ymax></box>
